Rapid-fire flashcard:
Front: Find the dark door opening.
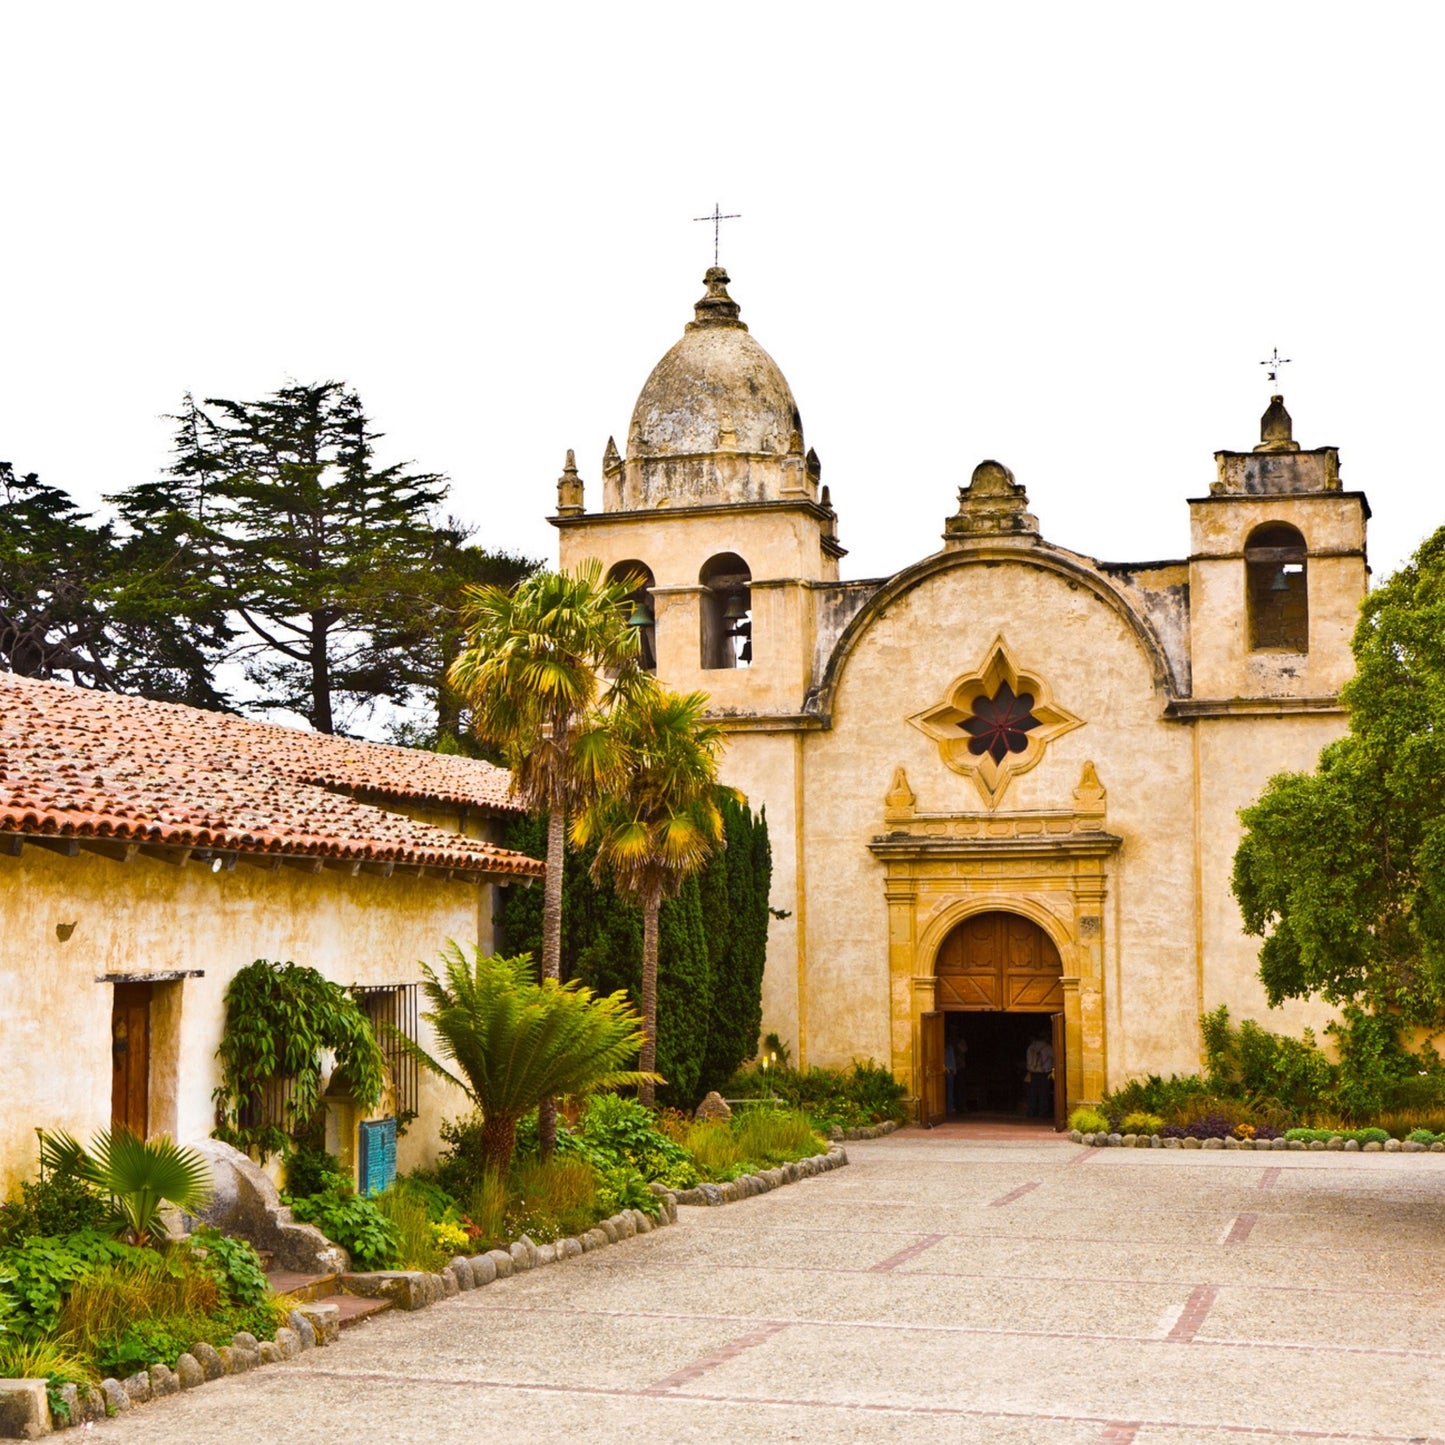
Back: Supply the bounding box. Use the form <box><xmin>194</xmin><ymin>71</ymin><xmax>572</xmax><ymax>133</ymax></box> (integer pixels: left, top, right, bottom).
<box><xmin>111</xmin><ymin>981</ymin><xmax>152</xmax><ymax>1137</ymax></box>
<box><xmin>949</xmin><ymin>1011</ymin><xmax>1058</xmax><ymax>1123</ymax></box>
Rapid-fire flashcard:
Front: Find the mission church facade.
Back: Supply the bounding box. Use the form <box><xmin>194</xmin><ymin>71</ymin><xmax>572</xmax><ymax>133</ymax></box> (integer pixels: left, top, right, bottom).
<box><xmin>551</xmin><ymin>267</ymin><xmax>1369</xmax><ymax>1122</ymax></box>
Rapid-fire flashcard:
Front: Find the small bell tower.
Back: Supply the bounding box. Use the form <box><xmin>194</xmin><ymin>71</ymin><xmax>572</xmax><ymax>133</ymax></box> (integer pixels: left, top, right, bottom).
<box><xmin>1188</xmin><ymin>393</ymin><xmax>1368</xmax><ymax>702</ymax></box>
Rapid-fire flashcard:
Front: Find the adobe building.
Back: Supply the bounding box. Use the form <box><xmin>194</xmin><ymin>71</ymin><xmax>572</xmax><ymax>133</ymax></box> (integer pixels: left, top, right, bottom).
<box><xmin>551</xmin><ymin>267</ymin><xmax>1369</xmax><ymax>1123</ymax></box>
<box><xmin>0</xmin><ymin>673</ymin><xmax>542</xmax><ymax>1196</ymax></box>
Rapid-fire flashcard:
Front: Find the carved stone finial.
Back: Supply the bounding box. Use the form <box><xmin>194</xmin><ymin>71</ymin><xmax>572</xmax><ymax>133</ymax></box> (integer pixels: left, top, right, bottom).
<box><xmin>602</xmin><ymin>436</ymin><xmax>622</xmax><ymax>475</ymax></box>
<box><xmin>1073</xmin><ymin>760</ymin><xmax>1106</xmax><ymax>818</ymax></box>
<box><xmin>944</xmin><ymin>460</ymin><xmax>1039</xmax><ymax>543</ymax></box>
<box><xmin>555</xmin><ymin>449</ymin><xmax>584</xmax><ymax>516</ymax></box>
<box><xmin>806</xmin><ymin>447</ymin><xmax>821</xmax><ymax>482</ymax></box>
<box><xmin>820</xmin><ymin>484</ymin><xmax>832</xmax><ymax>511</ymax></box>
<box><xmin>884</xmin><ymin>766</ymin><xmax>917</xmax><ymax>823</ymax></box>
<box><xmin>686</xmin><ymin>266</ymin><xmax>747</xmax><ymax>332</ymax></box>
<box><xmin>1254</xmin><ymin>394</ymin><xmax>1300</xmax><ymax>454</ymax></box>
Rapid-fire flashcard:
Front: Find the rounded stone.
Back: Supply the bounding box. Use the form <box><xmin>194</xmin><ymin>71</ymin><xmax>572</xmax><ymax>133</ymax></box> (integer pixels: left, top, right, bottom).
<box><xmin>1288</xmin><ymin>1139</ymin><xmax>1306</xmax><ymax>1151</ymax></box>
<box><xmin>232</xmin><ymin>1331</ymin><xmax>260</xmax><ymax>1353</ymax></box>
<box><xmin>120</xmin><ymin>1372</ymin><xmax>151</xmax><ymax>1405</ymax></box>
<box><xmin>1183</xmin><ymin>1137</ymin><xmax>1203</xmax><ymax>1150</ymax></box>
<box><xmin>1403</xmin><ymin>1139</ymin><xmax>1425</xmax><ymax>1153</ymax></box>
<box><xmin>1107</xmin><ymin>1133</ymin><xmax>1122</xmax><ymax>1147</ymax></box>
<box><xmin>288</xmin><ymin>1310</ymin><xmax>317</xmax><ymax>1349</ymax></box>
<box><xmin>449</xmin><ymin>1256</ymin><xmax>475</xmax><ymax>1289</ymax></box>
<box><xmin>1326</xmin><ymin>1136</ymin><xmax>1345</xmax><ymax>1151</ymax></box>
<box><xmin>1121</xmin><ymin>1134</ymin><xmax>1137</xmax><ymax>1148</ymax></box>
<box><xmin>469</xmin><ymin>1254</ymin><xmax>498</xmax><ymax>1285</ymax></box>
<box><xmin>1385</xmin><ymin>1138</ymin><xmax>1402</xmax><ymax>1152</ymax></box>
<box><xmin>258</xmin><ymin>1341</ymin><xmax>284</xmax><ymax>1365</ymax></box>
<box><xmin>274</xmin><ymin>1327</ymin><xmax>301</xmax><ymax>1360</ymax></box>
<box><xmin>1363</xmin><ymin>1140</ymin><xmax>1384</xmax><ymax>1152</ymax></box>
<box><xmin>1431</xmin><ymin>1141</ymin><xmax>1445</xmax><ymax>1152</ymax></box>
<box><xmin>191</xmin><ymin>1341</ymin><xmax>225</xmax><ymax>1380</ymax></box>
<box><xmin>1223</xmin><ymin>1136</ymin><xmax>1239</xmax><ymax>1150</ymax></box>
<box><xmin>100</xmin><ymin>1379</ymin><xmax>131</xmax><ymax>1414</ymax></box>
<box><xmin>1163</xmin><ymin>1137</ymin><xmax>1182</xmax><ymax>1149</ymax></box>
<box><xmin>1308</xmin><ymin>1139</ymin><xmax>1327</xmax><ymax>1151</ymax></box>
<box><xmin>1203</xmin><ymin>1137</ymin><xmax>1224</xmax><ymax>1150</ymax></box>
<box><xmin>1344</xmin><ymin>1138</ymin><xmax>1361</xmax><ymax>1151</ymax></box>
<box><xmin>175</xmin><ymin>1353</ymin><xmax>205</xmax><ymax>1389</ymax></box>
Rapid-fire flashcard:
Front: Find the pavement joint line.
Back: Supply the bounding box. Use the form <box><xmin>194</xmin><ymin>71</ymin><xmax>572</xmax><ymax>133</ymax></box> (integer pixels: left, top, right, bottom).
<box><xmin>1098</xmin><ymin>1425</ymin><xmax>1142</xmax><ymax>1443</ymax></box>
<box><xmin>866</xmin><ymin>1232</ymin><xmax>947</xmax><ymax>1271</ymax></box>
<box><xmin>460</xmin><ymin>1300</ymin><xmax>1445</xmax><ymax>1361</ymax></box>
<box><xmin>987</xmin><ymin>1180</ymin><xmax>1042</xmax><ymax>1206</ymax></box>
<box><xmin>641</xmin><ymin>1320</ymin><xmax>790</xmax><ymax>1394</ymax></box>
<box><xmin>1261</xmin><ymin>1166</ymin><xmax>1283</xmax><ymax>1189</ymax></box>
<box><xmin>1224</xmin><ymin>1211</ymin><xmax>1259</xmax><ymax>1245</ymax></box>
<box><xmin>286</xmin><ymin>1369</ymin><xmax>1445</xmax><ymax>1441</ymax></box>
<box><xmin>1068</xmin><ymin>1146</ymin><xmax>1101</xmax><ymax>1165</ymax></box>
<box><xmin>683</xmin><ymin>1260</ymin><xmax>1439</xmax><ymax>1299</ymax></box>
<box><xmin>1165</xmin><ymin>1283</ymin><xmax>1218</xmax><ymax>1342</ymax></box>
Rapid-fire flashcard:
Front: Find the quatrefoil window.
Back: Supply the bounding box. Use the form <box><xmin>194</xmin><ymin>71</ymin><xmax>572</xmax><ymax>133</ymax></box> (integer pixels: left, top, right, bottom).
<box><xmin>907</xmin><ymin>635</ymin><xmax>1082</xmax><ymax>807</ymax></box>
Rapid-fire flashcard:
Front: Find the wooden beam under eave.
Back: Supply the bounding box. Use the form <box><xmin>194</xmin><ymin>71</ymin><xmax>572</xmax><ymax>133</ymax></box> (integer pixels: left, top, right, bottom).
<box><xmin>282</xmin><ymin>856</ymin><xmax>324</xmax><ymax>876</ymax></box>
<box><xmin>29</xmin><ymin>837</ymin><xmax>81</xmax><ymax>858</ymax></box>
<box><xmin>237</xmin><ymin>853</ymin><xmax>283</xmax><ymax>872</ymax></box>
<box><xmin>359</xmin><ymin>860</ymin><xmax>395</xmax><ymax>878</ymax></box>
<box><xmin>0</xmin><ymin>835</ymin><xmax>23</xmax><ymax>856</ymax></box>
<box><xmin>140</xmin><ymin>844</ymin><xmax>192</xmax><ymax>867</ymax></box>
<box><xmin>79</xmin><ymin>839</ymin><xmax>141</xmax><ymax>864</ymax></box>
<box><xmin>323</xmin><ymin>858</ymin><xmax>363</xmax><ymax>877</ymax></box>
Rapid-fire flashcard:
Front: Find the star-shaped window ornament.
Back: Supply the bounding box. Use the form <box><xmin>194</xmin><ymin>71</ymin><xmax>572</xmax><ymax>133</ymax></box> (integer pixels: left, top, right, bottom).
<box><xmin>907</xmin><ymin>635</ymin><xmax>1083</xmax><ymax>808</ymax></box>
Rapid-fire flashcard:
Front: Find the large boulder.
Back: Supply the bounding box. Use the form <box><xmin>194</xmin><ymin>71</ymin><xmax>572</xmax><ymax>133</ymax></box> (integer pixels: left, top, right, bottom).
<box><xmin>190</xmin><ymin>1139</ymin><xmax>348</xmax><ymax>1273</ymax></box>
<box><xmin>694</xmin><ymin>1091</ymin><xmax>732</xmax><ymax>1122</ymax></box>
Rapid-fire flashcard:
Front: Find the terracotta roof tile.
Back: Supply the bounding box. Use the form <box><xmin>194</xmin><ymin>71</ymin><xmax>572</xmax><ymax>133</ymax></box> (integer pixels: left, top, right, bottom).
<box><xmin>0</xmin><ymin>673</ymin><xmax>541</xmax><ymax>878</ymax></box>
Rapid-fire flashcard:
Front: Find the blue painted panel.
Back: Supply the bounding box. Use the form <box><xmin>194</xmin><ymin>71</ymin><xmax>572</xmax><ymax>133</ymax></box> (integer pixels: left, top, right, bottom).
<box><xmin>358</xmin><ymin>1116</ymin><xmax>397</xmax><ymax>1197</ymax></box>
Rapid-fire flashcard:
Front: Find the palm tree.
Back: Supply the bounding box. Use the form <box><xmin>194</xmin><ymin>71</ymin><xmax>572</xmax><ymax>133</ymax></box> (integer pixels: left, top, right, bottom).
<box><xmin>447</xmin><ymin>559</ymin><xmax>643</xmax><ymax>1149</ymax></box>
<box><xmin>573</xmin><ymin>685</ymin><xmax>732</xmax><ymax>1105</ymax></box>
<box><xmin>38</xmin><ymin>1128</ymin><xmax>212</xmax><ymax>1248</ymax></box>
<box><xmin>401</xmin><ymin>943</ymin><xmax>655</xmax><ymax>1176</ymax></box>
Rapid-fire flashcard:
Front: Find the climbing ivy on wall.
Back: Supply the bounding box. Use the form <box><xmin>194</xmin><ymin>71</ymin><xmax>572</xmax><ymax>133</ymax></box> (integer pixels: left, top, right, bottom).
<box><xmin>213</xmin><ymin>959</ymin><xmax>386</xmax><ymax>1160</ymax></box>
<box><xmin>497</xmin><ymin>800</ymin><xmax>772</xmax><ymax>1107</ymax></box>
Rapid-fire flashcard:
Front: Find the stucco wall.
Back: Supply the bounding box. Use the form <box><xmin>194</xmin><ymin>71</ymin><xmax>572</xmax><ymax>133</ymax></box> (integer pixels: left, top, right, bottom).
<box><xmin>797</xmin><ymin>554</ymin><xmax>1201</xmax><ymax>1087</ymax></box>
<box><xmin>0</xmin><ymin>846</ymin><xmax>518</xmax><ymax>1197</ymax></box>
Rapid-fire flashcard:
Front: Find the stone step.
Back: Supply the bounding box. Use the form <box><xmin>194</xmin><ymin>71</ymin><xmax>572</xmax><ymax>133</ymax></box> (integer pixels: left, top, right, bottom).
<box><xmin>334</xmin><ymin>1294</ymin><xmax>393</xmax><ymax>1329</ymax></box>
<box><xmin>267</xmin><ymin>1269</ymin><xmax>340</xmax><ymax>1302</ymax></box>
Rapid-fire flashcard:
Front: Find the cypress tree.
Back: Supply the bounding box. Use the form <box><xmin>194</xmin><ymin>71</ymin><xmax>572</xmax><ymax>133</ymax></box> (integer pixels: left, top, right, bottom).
<box><xmin>496</xmin><ymin>804</ymin><xmax>771</xmax><ymax>1107</ymax></box>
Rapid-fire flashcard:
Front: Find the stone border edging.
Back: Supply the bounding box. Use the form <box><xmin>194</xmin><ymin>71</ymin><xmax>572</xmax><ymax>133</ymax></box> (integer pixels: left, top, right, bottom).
<box><xmin>831</xmin><ymin>1120</ymin><xmax>900</xmax><ymax>1141</ymax></box>
<box><xmin>23</xmin><ymin>1191</ymin><xmax>683</xmax><ymax>1436</ymax></box>
<box><xmin>671</xmin><ymin>1145</ymin><xmax>848</xmax><ymax>1206</ymax></box>
<box><xmin>1068</xmin><ymin>1129</ymin><xmax>1445</xmax><ymax>1153</ymax></box>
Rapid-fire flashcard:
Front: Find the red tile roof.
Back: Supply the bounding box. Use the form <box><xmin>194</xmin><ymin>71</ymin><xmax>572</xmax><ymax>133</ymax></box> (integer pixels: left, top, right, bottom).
<box><xmin>0</xmin><ymin>673</ymin><xmax>541</xmax><ymax>878</ymax></box>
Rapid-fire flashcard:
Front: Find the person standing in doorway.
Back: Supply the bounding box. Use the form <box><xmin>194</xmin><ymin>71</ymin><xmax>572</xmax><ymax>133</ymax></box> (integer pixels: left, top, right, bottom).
<box><xmin>944</xmin><ymin>1037</ymin><xmax>957</xmax><ymax>1114</ymax></box>
<box><xmin>1025</xmin><ymin>1032</ymin><xmax>1054</xmax><ymax>1119</ymax></box>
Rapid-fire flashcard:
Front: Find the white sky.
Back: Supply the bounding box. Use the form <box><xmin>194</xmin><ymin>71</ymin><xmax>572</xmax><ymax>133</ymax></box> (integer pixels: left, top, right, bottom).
<box><xmin>4</xmin><ymin>3</ymin><xmax>1441</xmax><ymax>589</ymax></box>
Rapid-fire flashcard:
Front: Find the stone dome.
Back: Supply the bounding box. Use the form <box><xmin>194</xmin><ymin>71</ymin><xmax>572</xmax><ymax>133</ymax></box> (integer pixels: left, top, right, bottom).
<box><xmin>609</xmin><ymin>269</ymin><xmax>810</xmax><ymax>511</ymax></box>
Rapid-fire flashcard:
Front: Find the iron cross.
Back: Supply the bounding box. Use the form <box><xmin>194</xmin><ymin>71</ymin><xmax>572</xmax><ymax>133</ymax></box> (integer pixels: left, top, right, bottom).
<box><xmin>693</xmin><ymin>203</ymin><xmax>741</xmax><ymax>266</ymax></box>
<box><xmin>1260</xmin><ymin>347</ymin><xmax>1292</xmax><ymax>387</ymax></box>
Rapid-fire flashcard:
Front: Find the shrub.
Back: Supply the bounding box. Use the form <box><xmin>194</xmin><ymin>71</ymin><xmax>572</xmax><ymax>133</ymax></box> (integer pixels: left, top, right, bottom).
<box><xmin>505</xmin><ymin>1157</ymin><xmax>603</xmax><ymax>1243</ymax></box>
<box><xmin>1101</xmin><ymin>1074</ymin><xmax>1210</xmax><ymax>1121</ymax></box>
<box><xmin>287</xmin><ymin>1188</ymin><xmax>401</xmax><ymax>1270</ymax></box>
<box><xmin>0</xmin><ymin>1231</ymin><xmax>134</xmax><ymax>1336</ymax></box>
<box><xmin>732</xmin><ymin>1109</ymin><xmax>823</xmax><ymax>1165</ymax></box>
<box><xmin>190</xmin><ymin>1227</ymin><xmax>271</xmax><ymax>1308</ymax></box>
<box><xmin>1068</xmin><ymin>1108</ymin><xmax>1110</xmax><ymax>1135</ymax></box>
<box><xmin>573</xmin><ymin>1095</ymin><xmax>696</xmax><ymax>1188</ymax></box>
<box><xmin>1118</xmin><ymin>1112</ymin><xmax>1163</xmax><ymax>1136</ymax></box>
<box><xmin>372</xmin><ymin>1186</ymin><xmax>449</xmax><ymax>1272</ymax></box>
<box><xmin>681</xmin><ymin>1120</ymin><xmax>746</xmax><ymax>1179</ymax></box>
<box><xmin>283</xmin><ymin>1146</ymin><xmax>347</xmax><ymax>1199</ymax></box>
<box><xmin>0</xmin><ymin>1165</ymin><xmax>107</xmax><ymax>1247</ymax></box>
<box><xmin>720</xmin><ymin>1060</ymin><xmax>908</xmax><ymax>1131</ymax></box>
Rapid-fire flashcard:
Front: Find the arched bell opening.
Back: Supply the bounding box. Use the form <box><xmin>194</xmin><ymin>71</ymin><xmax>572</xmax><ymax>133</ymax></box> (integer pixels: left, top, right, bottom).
<box><xmin>699</xmin><ymin>552</ymin><xmax>752</xmax><ymax>670</ymax></box>
<box><xmin>1245</xmin><ymin>522</ymin><xmax>1309</xmax><ymax>653</ymax></box>
<box><xmin>607</xmin><ymin>560</ymin><xmax>657</xmax><ymax>672</ymax></box>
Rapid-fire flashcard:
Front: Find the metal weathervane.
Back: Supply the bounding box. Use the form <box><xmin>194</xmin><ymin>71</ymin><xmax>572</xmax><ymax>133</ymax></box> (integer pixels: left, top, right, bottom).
<box><xmin>1260</xmin><ymin>347</ymin><xmax>1292</xmax><ymax>388</ymax></box>
<box><xmin>693</xmin><ymin>203</ymin><xmax>741</xmax><ymax>266</ymax></box>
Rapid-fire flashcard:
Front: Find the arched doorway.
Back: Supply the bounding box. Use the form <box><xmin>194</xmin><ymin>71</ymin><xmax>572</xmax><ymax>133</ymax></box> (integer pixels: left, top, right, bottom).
<box><xmin>922</xmin><ymin>911</ymin><xmax>1065</xmax><ymax>1128</ymax></box>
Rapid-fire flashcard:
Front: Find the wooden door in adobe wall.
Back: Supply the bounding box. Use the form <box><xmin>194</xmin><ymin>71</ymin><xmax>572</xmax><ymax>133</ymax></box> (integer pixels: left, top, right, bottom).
<box><xmin>111</xmin><ymin>982</ymin><xmax>152</xmax><ymax>1137</ymax></box>
<box><xmin>934</xmin><ymin>911</ymin><xmax>1064</xmax><ymax>1011</ymax></box>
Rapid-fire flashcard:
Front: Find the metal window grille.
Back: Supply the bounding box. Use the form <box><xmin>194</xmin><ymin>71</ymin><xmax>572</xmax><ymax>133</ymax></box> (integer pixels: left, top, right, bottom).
<box><xmin>352</xmin><ymin>983</ymin><xmax>420</xmax><ymax>1118</ymax></box>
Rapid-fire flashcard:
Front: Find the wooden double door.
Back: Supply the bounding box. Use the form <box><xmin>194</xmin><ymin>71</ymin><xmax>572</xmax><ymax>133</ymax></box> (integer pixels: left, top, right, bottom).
<box><xmin>920</xmin><ymin>912</ymin><xmax>1066</xmax><ymax>1128</ymax></box>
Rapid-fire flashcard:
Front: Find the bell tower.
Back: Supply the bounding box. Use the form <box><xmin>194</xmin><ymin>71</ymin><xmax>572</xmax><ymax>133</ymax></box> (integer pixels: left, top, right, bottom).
<box><xmin>1187</xmin><ymin>394</ymin><xmax>1368</xmax><ymax>703</ymax></box>
<box><xmin>550</xmin><ymin>267</ymin><xmax>843</xmax><ymax>719</ymax></box>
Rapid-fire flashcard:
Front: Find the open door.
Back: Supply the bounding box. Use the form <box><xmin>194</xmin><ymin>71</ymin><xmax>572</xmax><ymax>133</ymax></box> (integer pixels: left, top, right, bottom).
<box><xmin>111</xmin><ymin>982</ymin><xmax>152</xmax><ymax>1137</ymax></box>
<box><xmin>920</xmin><ymin>1010</ymin><xmax>946</xmax><ymax>1127</ymax></box>
<box><xmin>1050</xmin><ymin>1010</ymin><xmax>1066</xmax><ymax>1130</ymax></box>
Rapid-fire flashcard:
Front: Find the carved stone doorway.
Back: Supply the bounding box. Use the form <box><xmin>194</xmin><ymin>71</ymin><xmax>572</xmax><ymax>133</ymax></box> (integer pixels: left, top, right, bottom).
<box><xmin>937</xmin><ymin>912</ymin><xmax>1064</xmax><ymax>1128</ymax></box>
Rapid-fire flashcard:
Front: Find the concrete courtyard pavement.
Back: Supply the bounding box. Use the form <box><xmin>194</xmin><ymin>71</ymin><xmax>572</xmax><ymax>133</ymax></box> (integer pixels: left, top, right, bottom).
<box><xmin>99</xmin><ymin>1130</ymin><xmax>1445</xmax><ymax>1444</ymax></box>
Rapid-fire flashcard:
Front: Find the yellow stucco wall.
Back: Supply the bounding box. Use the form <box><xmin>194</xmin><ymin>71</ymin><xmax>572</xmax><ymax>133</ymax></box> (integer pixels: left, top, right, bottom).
<box><xmin>0</xmin><ymin>846</ymin><xmax>511</xmax><ymax>1197</ymax></box>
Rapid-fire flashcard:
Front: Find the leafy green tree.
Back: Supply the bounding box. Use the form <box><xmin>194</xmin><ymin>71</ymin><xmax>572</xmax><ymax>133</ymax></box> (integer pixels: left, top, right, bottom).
<box><xmin>0</xmin><ymin>460</ymin><xmax>229</xmax><ymax>706</ymax></box>
<box><xmin>1233</xmin><ymin>524</ymin><xmax>1445</xmax><ymax>1028</ymax></box>
<box><xmin>573</xmin><ymin>686</ymin><xmax>730</xmax><ymax>1105</ymax></box>
<box><xmin>402</xmin><ymin>944</ymin><xmax>653</xmax><ymax>1176</ymax></box>
<box><xmin>114</xmin><ymin>383</ymin><xmax>448</xmax><ymax>733</ymax></box>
